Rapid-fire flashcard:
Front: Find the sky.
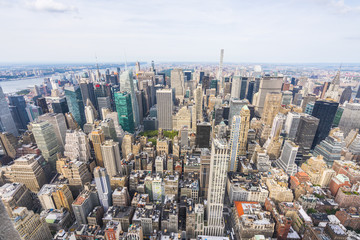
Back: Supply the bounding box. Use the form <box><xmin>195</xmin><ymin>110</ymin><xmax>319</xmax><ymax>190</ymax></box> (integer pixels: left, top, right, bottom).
<box><xmin>0</xmin><ymin>0</ymin><xmax>360</xmax><ymax>63</ymax></box>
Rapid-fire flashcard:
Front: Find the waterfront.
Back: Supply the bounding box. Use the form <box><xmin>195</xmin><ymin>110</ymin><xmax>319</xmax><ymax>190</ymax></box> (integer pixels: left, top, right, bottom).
<box><xmin>0</xmin><ymin>77</ymin><xmax>54</xmax><ymax>93</ymax></box>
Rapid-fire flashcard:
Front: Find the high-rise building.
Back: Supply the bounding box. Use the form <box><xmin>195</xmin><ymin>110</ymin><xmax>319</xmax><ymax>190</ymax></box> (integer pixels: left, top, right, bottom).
<box><xmin>193</xmin><ymin>85</ymin><xmax>203</xmax><ymax>131</ymax></box>
<box><xmin>0</xmin><ymin>183</ymin><xmax>34</xmax><ymax>217</ymax></box>
<box><xmin>114</xmin><ymin>91</ymin><xmax>135</xmax><ymax>133</ymax></box>
<box><xmin>91</xmin><ymin>128</ymin><xmax>105</xmax><ymax>167</ymax></box>
<box><xmin>64</xmin><ymin>85</ymin><xmax>86</xmax><ymax>127</ymax></box>
<box><xmin>313</xmin><ymin>135</ymin><xmax>342</xmax><ymax>166</ymax></box>
<box><xmin>284</xmin><ymin>112</ymin><xmax>301</xmax><ymax>141</ymax></box>
<box><xmin>228</xmin><ymin>106</ymin><xmax>250</xmax><ymax>172</ymax></box>
<box><xmin>0</xmin><ymin>132</ymin><xmax>19</xmax><ymax>159</ymax></box>
<box><xmin>97</xmin><ymin>96</ymin><xmax>112</xmax><ymax>119</ymax></box>
<box><xmin>38</xmin><ymin>113</ymin><xmax>67</xmax><ymax>151</ymax></box>
<box><xmin>30</xmin><ymin>120</ymin><xmax>59</xmax><ymax>168</ymax></box>
<box><xmin>79</xmin><ymin>79</ymin><xmax>97</xmax><ymax>110</ymax></box>
<box><xmin>51</xmin><ymin>96</ymin><xmax>69</xmax><ymax>114</ymax></box>
<box><xmin>85</xmin><ymin>103</ymin><xmax>97</xmax><ymax>124</ymax></box>
<box><xmin>101</xmin><ymin>140</ymin><xmax>122</xmax><ymax>177</ymax></box>
<box><xmin>228</xmin><ymin>99</ymin><xmax>248</xmax><ymax>125</ymax></box>
<box><xmin>0</xmin><ymin>87</ymin><xmax>18</xmax><ymax>136</ymax></box>
<box><xmin>171</xmin><ymin>69</ymin><xmax>185</xmax><ymax>100</ymax></box>
<box><xmin>196</xmin><ymin>122</ymin><xmax>211</xmax><ymax>148</ymax></box>
<box><xmin>38</xmin><ymin>184</ymin><xmax>74</xmax><ymax>212</ymax></box>
<box><xmin>94</xmin><ymin>167</ymin><xmax>112</xmax><ymax>211</ymax></box>
<box><xmin>172</xmin><ymin>106</ymin><xmax>191</xmax><ymax>131</ymax></box>
<box><xmin>294</xmin><ymin>114</ymin><xmax>319</xmax><ymax>158</ymax></box>
<box><xmin>11</xmin><ymin>207</ymin><xmax>52</xmax><ymax>240</ymax></box>
<box><xmin>301</xmin><ymin>94</ymin><xmax>316</xmax><ymax>112</ymax></box>
<box><xmin>246</xmin><ymin>80</ymin><xmax>255</xmax><ymax>103</ymax></box>
<box><xmin>338</xmin><ymin>103</ymin><xmax>360</xmax><ymax>137</ymax></box>
<box><xmin>204</xmin><ymin>138</ymin><xmax>229</xmax><ymax>236</ymax></box>
<box><xmin>11</xmin><ymin>154</ymin><xmax>47</xmax><ymax>193</ymax></box>
<box><xmin>340</xmin><ymin>86</ymin><xmax>352</xmax><ymax>104</ymax></box>
<box><xmin>311</xmin><ymin>100</ymin><xmax>339</xmax><ymax>148</ymax></box>
<box><xmin>231</xmin><ymin>76</ymin><xmax>241</xmax><ymax>99</ymax></box>
<box><xmin>156</xmin><ymin>89</ymin><xmax>173</xmax><ymax>130</ymax></box>
<box><xmin>119</xmin><ymin>70</ymin><xmax>140</xmax><ymax>127</ymax></box>
<box><xmin>64</xmin><ymin>129</ymin><xmax>91</xmax><ymax>162</ymax></box>
<box><xmin>8</xmin><ymin>95</ymin><xmax>30</xmax><ymax>132</ymax></box>
<box><xmin>72</xmin><ymin>183</ymin><xmax>100</xmax><ymax>224</ymax></box>
<box><xmin>275</xmin><ymin>140</ymin><xmax>299</xmax><ymax>176</ymax></box>
<box><xmin>36</xmin><ymin>97</ymin><xmax>49</xmax><ymax>114</ymax></box>
<box><xmin>254</xmin><ymin>76</ymin><xmax>283</xmax><ymax>116</ymax></box>
<box><xmin>261</xmin><ymin>92</ymin><xmax>282</xmax><ymax>126</ymax></box>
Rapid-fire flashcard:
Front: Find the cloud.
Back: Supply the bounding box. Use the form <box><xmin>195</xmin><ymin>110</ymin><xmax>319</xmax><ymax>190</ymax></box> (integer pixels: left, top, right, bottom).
<box><xmin>316</xmin><ymin>0</ymin><xmax>360</xmax><ymax>14</ymax></box>
<box><xmin>25</xmin><ymin>0</ymin><xmax>78</xmax><ymax>13</ymax></box>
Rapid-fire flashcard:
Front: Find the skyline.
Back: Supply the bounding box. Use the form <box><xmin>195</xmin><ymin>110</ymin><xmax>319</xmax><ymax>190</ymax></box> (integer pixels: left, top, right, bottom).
<box><xmin>0</xmin><ymin>0</ymin><xmax>360</xmax><ymax>63</ymax></box>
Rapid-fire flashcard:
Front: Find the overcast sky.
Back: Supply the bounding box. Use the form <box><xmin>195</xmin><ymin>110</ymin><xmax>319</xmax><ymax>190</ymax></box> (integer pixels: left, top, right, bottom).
<box><xmin>0</xmin><ymin>0</ymin><xmax>360</xmax><ymax>63</ymax></box>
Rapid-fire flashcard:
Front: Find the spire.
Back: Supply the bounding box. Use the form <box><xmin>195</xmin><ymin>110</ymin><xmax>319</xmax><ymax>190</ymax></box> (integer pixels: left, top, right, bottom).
<box><xmin>332</xmin><ymin>64</ymin><xmax>341</xmax><ymax>85</ymax></box>
<box><xmin>95</xmin><ymin>54</ymin><xmax>101</xmax><ymax>81</ymax></box>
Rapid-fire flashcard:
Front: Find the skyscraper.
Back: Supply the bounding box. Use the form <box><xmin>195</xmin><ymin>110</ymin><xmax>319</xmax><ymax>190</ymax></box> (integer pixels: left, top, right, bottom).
<box><xmin>284</xmin><ymin>112</ymin><xmax>301</xmax><ymax>141</ymax></box>
<box><xmin>170</xmin><ymin>69</ymin><xmax>185</xmax><ymax>100</ymax></box>
<box><xmin>275</xmin><ymin>140</ymin><xmax>299</xmax><ymax>176</ymax></box>
<box><xmin>114</xmin><ymin>91</ymin><xmax>135</xmax><ymax>133</ymax></box>
<box><xmin>311</xmin><ymin>100</ymin><xmax>339</xmax><ymax>149</ymax></box>
<box><xmin>91</xmin><ymin>129</ymin><xmax>105</xmax><ymax>167</ymax></box>
<box><xmin>64</xmin><ymin>85</ymin><xmax>86</xmax><ymax>127</ymax></box>
<box><xmin>193</xmin><ymin>85</ymin><xmax>203</xmax><ymax>131</ymax></box>
<box><xmin>254</xmin><ymin>76</ymin><xmax>283</xmax><ymax>116</ymax></box>
<box><xmin>230</xmin><ymin>76</ymin><xmax>241</xmax><ymax>99</ymax></box>
<box><xmin>228</xmin><ymin>106</ymin><xmax>250</xmax><ymax>172</ymax></box>
<box><xmin>101</xmin><ymin>140</ymin><xmax>122</xmax><ymax>177</ymax></box>
<box><xmin>196</xmin><ymin>122</ymin><xmax>211</xmax><ymax>148</ymax></box>
<box><xmin>119</xmin><ymin>70</ymin><xmax>140</xmax><ymax>127</ymax></box>
<box><xmin>261</xmin><ymin>92</ymin><xmax>282</xmax><ymax>126</ymax></box>
<box><xmin>228</xmin><ymin>99</ymin><xmax>248</xmax><ymax>126</ymax></box>
<box><xmin>156</xmin><ymin>89</ymin><xmax>173</xmax><ymax>130</ymax></box>
<box><xmin>0</xmin><ymin>87</ymin><xmax>18</xmax><ymax>136</ymax></box>
<box><xmin>31</xmin><ymin>120</ymin><xmax>59</xmax><ymax>168</ymax></box>
<box><xmin>64</xmin><ymin>129</ymin><xmax>91</xmax><ymax>162</ymax></box>
<box><xmin>79</xmin><ymin>79</ymin><xmax>97</xmax><ymax>110</ymax></box>
<box><xmin>38</xmin><ymin>113</ymin><xmax>67</xmax><ymax>151</ymax></box>
<box><xmin>8</xmin><ymin>95</ymin><xmax>30</xmax><ymax>132</ymax></box>
<box><xmin>294</xmin><ymin>114</ymin><xmax>319</xmax><ymax>158</ymax></box>
<box><xmin>94</xmin><ymin>167</ymin><xmax>112</xmax><ymax>211</ymax></box>
<box><xmin>338</xmin><ymin>103</ymin><xmax>360</xmax><ymax>137</ymax></box>
<box><xmin>205</xmin><ymin>138</ymin><xmax>229</xmax><ymax>236</ymax></box>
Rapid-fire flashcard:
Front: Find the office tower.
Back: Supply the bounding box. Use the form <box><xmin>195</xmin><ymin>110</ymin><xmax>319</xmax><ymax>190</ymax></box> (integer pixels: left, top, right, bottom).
<box><xmin>156</xmin><ymin>89</ymin><xmax>173</xmax><ymax>130</ymax></box>
<box><xmin>199</xmin><ymin>71</ymin><xmax>205</xmax><ymax>83</ymax></box>
<box><xmin>284</xmin><ymin>112</ymin><xmax>301</xmax><ymax>140</ymax></box>
<box><xmin>311</xmin><ymin>100</ymin><xmax>339</xmax><ymax>148</ymax></box>
<box><xmin>79</xmin><ymin>79</ymin><xmax>96</xmax><ymax>109</ymax></box>
<box><xmin>269</xmin><ymin>113</ymin><xmax>285</xmax><ymax>140</ymax></box>
<box><xmin>323</xmin><ymin>69</ymin><xmax>341</xmax><ymax>101</ymax></box>
<box><xmin>12</xmin><ymin>154</ymin><xmax>47</xmax><ymax>192</ymax></box>
<box><xmin>94</xmin><ymin>167</ymin><xmax>112</xmax><ymax>211</ymax></box>
<box><xmin>204</xmin><ymin>138</ymin><xmax>229</xmax><ymax>236</ymax></box>
<box><xmin>184</xmin><ymin>70</ymin><xmax>192</xmax><ymax>81</ymax></box>
<box><xmin>38</xmin><ymin>113</ymin><xmax>67</xmax><ymax>151</ymax></box>
<box><xmin>281</xmin><ymin>91</ymin><xmax>293</xmax><ymax>106</ymax></box>
<box><xmin>11</xmin><ymin>207</ymin><xmax>52</xmax><ymax>240</ymax></box>
<box><xmin>25</xmin><ymin>104</ymin><xmax>41</xmax><ymax>122</ymax></box>
<box><xmin>171</xmin><ymin>68</ymin><xmax>185</xmax><ymax>100</ymax></box>
<box><xmin>0</xmin><ymin>87</ymin><xmax>18</xmax><ymax>136</ymax></box>
<box><xmin>301</xmin><ymin>94</ymin><xmax>316</xmax><ymax>112</ymax></box>
<box><xmin>30</xmin><ymin>120</ymin><xmax>59</xmax><ymax>167</ymax></box>
<box><xmin>218</xmin><ymin>49</ymin><xmax>224</xmax><ymax>87</ymax></box>
<box><xmin>313</xmin><ymin>135</ymin><xmax>342</xmax><ymax>166</ymax></box>
<box><xmin>0</xmin><ymin>183</ymin><xmax>34</xmax><ymax>217</ymax></box>
<box><xmin>246</xmin><ymin>80</ymin><xmax>255</xmax><ymax>103</ymax></box>
<box><xmin>64</xmin><ymin>130</ymin><xmax>91</xmax><ymax>162</ymax></box>
<box><xmin>254</xmin><ymin>76</ymin><xmax>283</xmax><ymax>116</ymax></box>
<box><xmin>231</xmin><ymin>76</ymin><xmax>241</xmax><ymax>99</ymax></box>
<box><xmin>332</xmin><ymin>106</ymin><xmax>343</xmax><ymax>127</ymax></box>
<box><xmin>294</xmin><ymin>114</ymin><xmax>319</xmax><ymax>157</ymax></box>
<box><xmin>101</xmin><ymin>140</ymin><xmax>121</xmax><ymax>177</ymax></box>
<box><xmin>193</xmin><ymin>85</ymin><xmax>203</xmax><ymax>130</ymax></box>
<box><xmin>275</xmin><ymin>140</ymin><xmax>298</xmax><ymax>176</ymax></box>
<box><xmin>84</xmin><ymin>98</ymin><xmax>98</xmax><ymax>124</ymax></box>
<box><xmin>114</xmin><ymin>91</ymin><xmax>135</xmax><ymax>133</ymax></box>
<box><xmin>99</xmin><ymin>118</ymin><xmax>117</xmax><ymax>141</ymax></box>
<box><xmin>51</xmin><ymin>96</ymin><xmax>69</xmax><ymax>114</ymax></box>
<box><xmin>228</xmin><ymin>106</ymin><xmax>250</xmax><ymax>172</ymax></box>
<box><xmin>305</xmin><ymin>101</ymin><xmax>315</xmax><ymax>115</ymax></box>
<box><xmin>72</xmin><ymin>183</ymin><xmax>100</xmax><ymax>224</ymax></box>
<box><xmin>196</xmin><ymin>122</ymin><xmax>211</xmax><ymax>148</ymax></box>
<box><xmin>38</xmin><ymin>184</ymin><xmax>74</xmax><ymax>212</ymax></box>
<box><xmin>152</xmin><ymin>175</ymin><xmax>163</xmax><ymax>202</ymax></box>
<box><xmin>228</xmin><ymin>98</ymin><xmax>248</xmax><ymax>125</ymax></box>
<box><xmin>155</xmin><ymin>156</ymin><xmax>164</xmax><ymax>175</ymax></box>
<box><xmin>172</xmin><ymin>106</ymin><xmax>191</xmax><ymax>131</ymax></box>
<box><xmin>0</xmin><ymin>200</ymin><xmax>21</xmax><ymax>240</ymax></box>
<box><xmin>119</xmin><ymin>70</ymin><xmax>140</xmax><ymax>127</ymax></box>
<box><xmin>64</xmin><ymin>85</ymin><xmax>86</xmax><ymax>127</ymax></box>
<box><xmin>91</xmin><ymin>129</ymin><xmax>105</xmax><ymax>167</ymax></box>
<box><xmin>180</xmin><ymin>126</ymin><xmax>189</xmax><ymax>147</ymax></box>
<box><xmin>340</xmin><ymin>86</ymin><xmax>352</xmax><ymax>104</ymax></box>
<box><xmin>0</xmin><ymin>132</ymin><xmax>18</xmax><ymax>159</ymax></box>
<box><xmin>97</xmin><ymin>96</ymin><xmax>112</xmax><ymax>119</ymax></box>
<box><xmin>8</xmin><ymin>95</ymin><xmax>30</xmax><ymax>132</ymax></box>
<box><xmin>338</xmin><ymin>103</ymin><xmax>360</xmax><ymax>137</ymax></box>
<box><xmin>239</xmin><ymin>77</ymin><xmax>249</xmax><ymax>99</ymax></box>
<box><xmin>261</xmin><ymin>93</ymin><xmax>282</xmax><ymax>126</ymax></box>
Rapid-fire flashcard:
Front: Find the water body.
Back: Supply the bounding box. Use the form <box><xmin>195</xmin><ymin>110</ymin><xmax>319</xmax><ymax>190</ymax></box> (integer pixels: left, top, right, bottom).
<box><xmin>0</xmin><ymin>77</ymin><xmax>52</xmax><ymax>93</ymax></box>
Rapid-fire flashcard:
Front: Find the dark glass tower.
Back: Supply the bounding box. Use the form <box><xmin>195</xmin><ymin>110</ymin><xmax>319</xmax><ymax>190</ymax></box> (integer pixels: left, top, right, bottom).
<box><xmin>294</xmin><ymin>114</ymin><xmax>319</xmax><ymax>158</ymax></box>
<box><xmin>64</xmin><ymin>85</ymin><xmax>86</xmax><ymax>127</ymax></box>
<box><xmin>8</xmin><ymin>95</ymin><xmax>30</xmax><ymax>132</ymax></box>
<box><xmin>246</xmin><ymin>80</ymin><xmax>255</xmax><ymax>103</ymax></box>
<box><xmin>311</xmin><ymin>100</ymin><xmax>339</xmax><ymax>149</ymax></box>
<box><xmin>79</xmin><ymin>81</ymin><xmax>97</xmax><ymax>110</ymax></box>
<box><xmin>240</xmin><ymin>77</ymin><xmax>248</xmax><ymax>99</ymax></box>
<box><xmin>36</xmin><ymin>97</ymin><xmax>49</xmax><ymax>114</ymax></box>
<box><xmin>114</xmin><ymin>91</ymin><xmax>135</xmax><ymax>133</ymax></box>
<box><xmin>196</xmin><ymin>122</ymin><xmax>211</xmax><ymax>148</ymax></box>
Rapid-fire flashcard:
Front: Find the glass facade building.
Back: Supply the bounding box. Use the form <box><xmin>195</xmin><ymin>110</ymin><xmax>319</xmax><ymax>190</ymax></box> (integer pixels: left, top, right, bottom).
<box><xmin>114</xmin><ymin>92</ymin><xmax>134</xmax><ymax>133</ymax></box>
